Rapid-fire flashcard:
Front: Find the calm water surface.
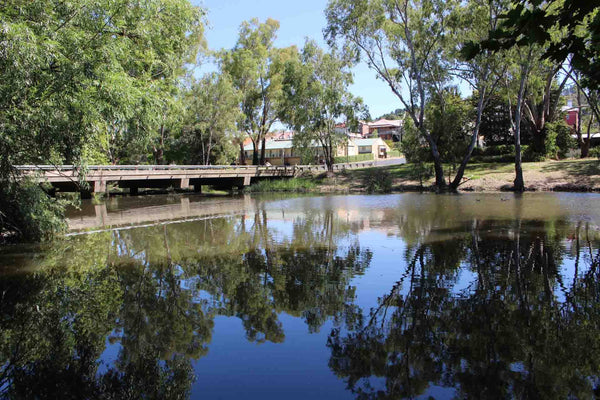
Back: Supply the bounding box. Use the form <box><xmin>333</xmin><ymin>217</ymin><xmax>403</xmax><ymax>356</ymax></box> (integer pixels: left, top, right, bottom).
<box><xmin>1</xmin><ymin>193</ymin><xmax>600</xmax><ymax>399</ymax></box>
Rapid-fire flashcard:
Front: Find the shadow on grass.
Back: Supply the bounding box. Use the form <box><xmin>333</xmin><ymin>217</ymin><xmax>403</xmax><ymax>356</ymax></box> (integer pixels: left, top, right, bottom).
<box><xmin>539</xmin><ymin>160</ymin><xmax>600</xmax><ymax>177</ymax></box>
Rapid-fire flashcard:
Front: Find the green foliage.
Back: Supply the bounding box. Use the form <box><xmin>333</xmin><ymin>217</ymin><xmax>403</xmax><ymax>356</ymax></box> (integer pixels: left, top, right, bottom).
<box><xmin>363</xmin><ymin>169</ymin><xmax>392</xmax><ymax>193</ymax></box>
<box><xmin>244</xmin><ymin>178</ymin><xmax>316</xmax><ymax>193</ymax></box>
<box><xmin>171</xmin><ymin>73</ymin><xmax>240</xmax><ymax>165</ymax></box>
<box><xmin>479</xmin><ymin>95</ymin><xmax>533</xmax><ymax>146</ymax></box>
<box><xmin>0</xmin><ymin>0</ymin><xmax>205</xmax><ymax>240</ymax></box>
<box><xmin>549</xmin><ymin>120</ymin><xmax>577</xmax><ymax>159</ymax></box>
<box><xmin>280</xmin><ymin>39</ymin><xmax>367</xmax><ymax>171</ymax></box>
<box><xmin>333</xmin><ymin>153</ymin><xmax>374</xmax><ymax>164</ymax></box>
<box><xmin>589</xmin><ymin>147</ymin><xmax>600</xmax><ymax>160</ymax></box>
<box><xmin>400</xmin><ymin>118</ymin><xmax>430</xmax><ymax>163</ymax></box>
<box><xmin>523</xmin><ymin>120</ymin><xmax>575</xmax><ymax>161</ymax></box>
<box><xmin>219</xmin><ymin>18</ymin><xmax>294</xmax><ymax>165</ymax></box>
<box><xmin>427</xmin><ymin>89</ymin><xmax>472</xmax><ymax>165</ymax></box>
<box><xmin>0</xmin><ymin>178</ymin><xmax>67</xmax><ymax>242</ymax></box>
<box><xmin>468</xmin><ymin>0</ymin><xmax>600</xmax><ymax>91</ymax></box>
<box><xmin>376</xmin><ymin>108</ymin><xmax>405</xmax><ymax>120</ymax></box>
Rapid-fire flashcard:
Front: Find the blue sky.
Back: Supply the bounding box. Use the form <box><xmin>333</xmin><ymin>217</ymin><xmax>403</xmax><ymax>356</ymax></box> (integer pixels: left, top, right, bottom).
<box><xmin>192</xmin><ymin>0</ymin><xmax>403</xmax><ymax>120</ymax></box>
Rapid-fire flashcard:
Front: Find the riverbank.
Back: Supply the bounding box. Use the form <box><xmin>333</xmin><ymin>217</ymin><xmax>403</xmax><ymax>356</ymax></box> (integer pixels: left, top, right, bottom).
<box><xmin>251</xmin><ymin>159</ymin><xmax>600</xmax><ymax>193</ymax></box>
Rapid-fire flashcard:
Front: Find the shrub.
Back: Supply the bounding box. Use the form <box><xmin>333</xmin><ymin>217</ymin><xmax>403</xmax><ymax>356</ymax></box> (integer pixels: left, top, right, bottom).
<box><xmin>363</xmin><ymin>169</ymin><xmax>392</xmax><ymax>193</ymax></box>
<box><xmin>551</xmin><ymin>121</ymin><xmax>577</xmax><ymax>159</ymax></box>
<box><xmin>0</xmin><ymin>177</ymin><xmax>68</xmax><ymax>242</ymax></box>
<box><xmin>400</xmin><ymin>119</ymin><xmax>430</xmax><ymax>163</ymax></box>
<box><xmin>590</xmin><ymin>147</ymin><xmax>600</xmax><ymax>160</ymax></box>
<box><xmin>244</xmin><ymin>178</ymin><xmax>316</xmax><ymax>193</ymax></box>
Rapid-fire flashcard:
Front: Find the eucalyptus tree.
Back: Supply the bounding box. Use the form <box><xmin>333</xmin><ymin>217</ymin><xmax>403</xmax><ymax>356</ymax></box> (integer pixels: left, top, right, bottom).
<box><xmin>177</xmin><ymin>73</ymin><xmax>240</xmax><ymax>165</ymax></box>
<box><xmin>279</xmin><ymin>40</ymin><xmax>366</xmax><ymax>173</ymax></box>
<box><xmin>325</xmin><ymin>0</ymin><xmax>507</xmax><ymax>192</ymax></box>
<box><xmin>219</xmin><ymin>18</ymin><xmax>295</xmax><ymax>165</ymax></box>
<box><xmin>0</xmin><ymin>0</ymin><xmax>205</xmax><ymax>240</ymax></box>
<box><xmin>325</xmin><ymin>0</ymin><xmax>454</xmax><ymax>190</ymax></box>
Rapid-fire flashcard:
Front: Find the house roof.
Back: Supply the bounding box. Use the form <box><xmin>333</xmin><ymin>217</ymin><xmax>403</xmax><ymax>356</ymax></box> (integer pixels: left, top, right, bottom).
<box><xmin>369</xmin><ymin>118</ymin><xmax>402</xmax><ymax>128</ymax></box>
<box><xmin>243</xmin><ymin>140</ymin><xmax>294</xmax><ymax>151</ymax></box>
<box><xmin>354</xmin><ymin>138</ymin><xmax>381</xmax><ymax>146</ymax></box>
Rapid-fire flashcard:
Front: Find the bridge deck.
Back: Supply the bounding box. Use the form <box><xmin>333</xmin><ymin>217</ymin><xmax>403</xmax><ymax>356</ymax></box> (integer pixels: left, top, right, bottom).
<box><xmin>16</xmin><ymin>160</ymin><xmax>381</xmax><ymax>196</ymax></box>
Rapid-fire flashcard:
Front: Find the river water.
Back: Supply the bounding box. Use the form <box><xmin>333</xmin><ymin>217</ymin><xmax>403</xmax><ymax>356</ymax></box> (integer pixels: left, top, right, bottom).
<box><xmin>1</xmin><ymin>192</ymin><xmax>600</xmax><ymax>399</ymax></box>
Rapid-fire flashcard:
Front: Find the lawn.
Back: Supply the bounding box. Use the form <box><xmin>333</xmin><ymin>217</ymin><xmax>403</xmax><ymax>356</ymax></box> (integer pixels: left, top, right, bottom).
<box><xmin>316</xmin><ymin>158</ymin><xmax>600</xmax><ymax>192</ymax></box>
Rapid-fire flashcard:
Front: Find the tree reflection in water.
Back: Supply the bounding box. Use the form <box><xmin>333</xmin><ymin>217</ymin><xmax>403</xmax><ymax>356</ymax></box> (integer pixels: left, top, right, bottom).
<box><xmin>327</xmin><ymin>219</ymin><xmax>600</xmax><ymax>399</ymax></box>
<box><xmin>0</xmin><ymin>197</ymin><xmax>599</xmax><ymax>399</ymax></box>
<box><xmin>0</xmin><ymin>208</ymin><xmax>370</xmax><ymax>399</ymax></box>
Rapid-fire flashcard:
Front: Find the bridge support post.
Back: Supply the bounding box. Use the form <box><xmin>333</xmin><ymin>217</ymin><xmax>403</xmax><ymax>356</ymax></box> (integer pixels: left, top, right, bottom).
<box><xmin>180</xmin><ymin>178</ymin><xmax>190</xmax><ymax>190</ymax></box>
<box><xmin>93</xmin><ymin>180</ymin><xmax>108</xmax><ymax>196</ymax></box>
<box><xmin>236</xmin><ymin>176</ymin><xmax>251</xmax><ymax>191</ymax></box>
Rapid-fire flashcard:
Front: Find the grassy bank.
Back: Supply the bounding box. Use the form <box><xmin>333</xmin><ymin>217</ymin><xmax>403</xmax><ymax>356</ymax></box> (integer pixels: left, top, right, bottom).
<box><xmin>317</xmin><ymin>159</ymin><xmax>600</xmax><ymax>193</ymax></box>
<box><xmin>243</xmin><ymin>159</ymin><xmax>600</xmax><ymax>193</ymax></box>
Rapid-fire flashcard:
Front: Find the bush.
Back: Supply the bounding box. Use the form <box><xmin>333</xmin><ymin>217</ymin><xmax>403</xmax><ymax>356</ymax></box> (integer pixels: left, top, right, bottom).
<box><xmin>400</xmin><ymin>119</ymin><xmax>430</xmax><ymax>163</ymax></box>
<box><xmin>334</xmin><ymin>153</ymin><xmax>374</xmax><ymax>164</ymax></box>
<box><xmin>590</xmin><ymin>147</ymin><xmax>600</xmax><ymax>160</ymax></box>
<box><xmin>244</xmin><ymin>178</ymin><xmax>316</xmax><ymax>193</ymax></box>
<box><xmin>551</xmin><ymin>121</ymin><xmax>577</xmax><ymax>159</ymax></box>
<box><xmin>0</xmin><ymin>177</ymin><xmax>67</xmax><ymax>242</ymax></box>
<box><xmin>363</xmin><ymin>169</ymin><xmax>392</xmax><ymax>193</ymax></box>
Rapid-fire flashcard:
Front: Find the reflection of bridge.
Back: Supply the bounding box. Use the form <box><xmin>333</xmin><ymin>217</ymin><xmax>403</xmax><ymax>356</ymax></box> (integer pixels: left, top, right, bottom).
<box><xmin>17</xmin><ymin>161</ymin><xmax>381</xmax><ymax>197</ymax></box>
<box><xmin>68</xmin><ymin>196</ymin><xmax>259</xmax><ymax>232</ymax></box>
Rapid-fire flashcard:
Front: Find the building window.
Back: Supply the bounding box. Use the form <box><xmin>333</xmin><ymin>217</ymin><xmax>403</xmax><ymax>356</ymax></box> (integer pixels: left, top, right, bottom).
<box><xmin>359</xmin><ymin>146</ymin><xmax>371</xmax><ymax>154</ymax></box>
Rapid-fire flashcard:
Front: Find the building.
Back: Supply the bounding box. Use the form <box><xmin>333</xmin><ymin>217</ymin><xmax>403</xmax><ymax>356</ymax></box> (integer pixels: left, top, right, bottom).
<box><xmin>563</xmin><ymin>106</ymin><xmax>580</xmax><ymax>130</ymax></box>
<box><xmin>241</xmin><ymin>137</ymin><xmax>391</xmax><ymax>165</ymax></box>
<box><xmin>353</xmin><ymin>138</ymin><xmax>391</xmax><ymax>159</ymax></box>
<box><xmin>359</xmin><ymin>119</ymin><xmax>404</xmax><ymax>141</ymax></box>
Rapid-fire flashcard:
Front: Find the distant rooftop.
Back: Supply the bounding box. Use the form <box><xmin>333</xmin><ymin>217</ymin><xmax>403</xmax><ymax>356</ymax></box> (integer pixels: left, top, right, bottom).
<box><xmin>243</xmin><ymin>140</ymin><xmax>294</xmax><ymax>151</ymax></box>
<box><xmin>354</xmin><ymin>138</ymin><xmax>381</xmax><ymax>146</ymax></box>
<box><xmin>368</xmin><ymin>118</ymin><xmax>403</xmax><ymax>128</ymax></box>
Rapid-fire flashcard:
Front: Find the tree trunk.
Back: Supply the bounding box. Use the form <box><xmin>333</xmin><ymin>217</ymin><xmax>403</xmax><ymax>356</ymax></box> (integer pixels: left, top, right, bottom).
<box><xmin>259</xmin><ymin>136</ymin><xmax>266</xmax><ymax>165</ymax></box>
<box><xmin>156</xmin><ymin>124</ymin><xmax>165</xmax><ymax>165</ymax></box>
<box><xmin>450</xmin><ymin>88</ymin><xmax>486</xmax><ymax>192</ymax></box>
<box><xmin>423</xmin><ymin>131</ymin><xmax>446</xmax><ymax>191</ymax></box>
<box><xmin>252</xmin><ymin>139</ymin><xmax>259</xmax><ymax>166</ymax></box>
<box><xmin>581</xmin><ymin>140</ymin><xmax>590</xmax><ymax>158</ymax></box>
<box><xmin>513</xmin><ymin>61</ymin><xmax>529</xmax><ymax>193</ymax></box>
<box><xmin>239</xmin><ymin>142</ymin><xmax>246</xmax><ymax>165</ymax></box>
<box><xmin>581</xmin><ymin>114</ymin><xmax>594</xmax><ymax>158</ymax></box>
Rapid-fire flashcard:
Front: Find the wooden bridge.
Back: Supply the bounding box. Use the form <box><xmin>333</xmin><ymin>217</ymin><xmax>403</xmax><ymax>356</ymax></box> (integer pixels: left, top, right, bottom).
<box><xmin>16</xmin><ymin>161</ymin><xmax>380</xmax><ymax>197</ymax></box>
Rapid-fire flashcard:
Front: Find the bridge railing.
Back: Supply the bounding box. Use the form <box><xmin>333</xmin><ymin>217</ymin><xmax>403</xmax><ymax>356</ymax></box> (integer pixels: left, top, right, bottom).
<box><xmin>16</xmin><ymin>161</ymin><xmax>378</xmax><ymax>173</ymax></box>
<box><xmin>15</xmin><ymin>164</ymin><xmax>291</xmax><ymax>172</ymax></box>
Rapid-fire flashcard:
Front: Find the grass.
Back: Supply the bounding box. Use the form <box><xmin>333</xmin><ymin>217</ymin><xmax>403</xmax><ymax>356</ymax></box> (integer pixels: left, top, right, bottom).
<box><xmin>315</xmin><ymin>158</ymin><xmax>600</xmax><ymax>192</ymax></box>
<box><xmin>244</xmin><ymin>178</ymin><xmax>317</xmax><ymax>193</ymax></box>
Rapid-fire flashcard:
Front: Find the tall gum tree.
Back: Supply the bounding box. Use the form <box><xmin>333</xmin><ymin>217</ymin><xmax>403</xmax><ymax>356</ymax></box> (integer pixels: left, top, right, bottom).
<box><xmin>326</xmin><ymin>0</ymin><xmax>507</xmax><ymax>192</ymax></box>
<box><xmin>279</xmin><ymin>40</ymin><xmax>367</xmax><ymax>173</ymax></box>
<box><xmin>219</xmin><ymin>19</ymin><xmax>295</xmax><ymax>165</ymax></box>
<box><xmin>325</xmin><ymin>0</ymin><xmax>452</xmax><ymax>190</ymax></box>
<box><xmin>179</xmin><ymin>73</ymin><xmax>241</xmax><ymax>165</ymax></box>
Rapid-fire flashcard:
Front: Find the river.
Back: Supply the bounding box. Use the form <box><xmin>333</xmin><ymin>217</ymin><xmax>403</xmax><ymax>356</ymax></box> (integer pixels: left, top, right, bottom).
<box><xmin>1</xmin><ymin>192</ymin><xmax>599</xmax><ymax>399</ymax></box>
